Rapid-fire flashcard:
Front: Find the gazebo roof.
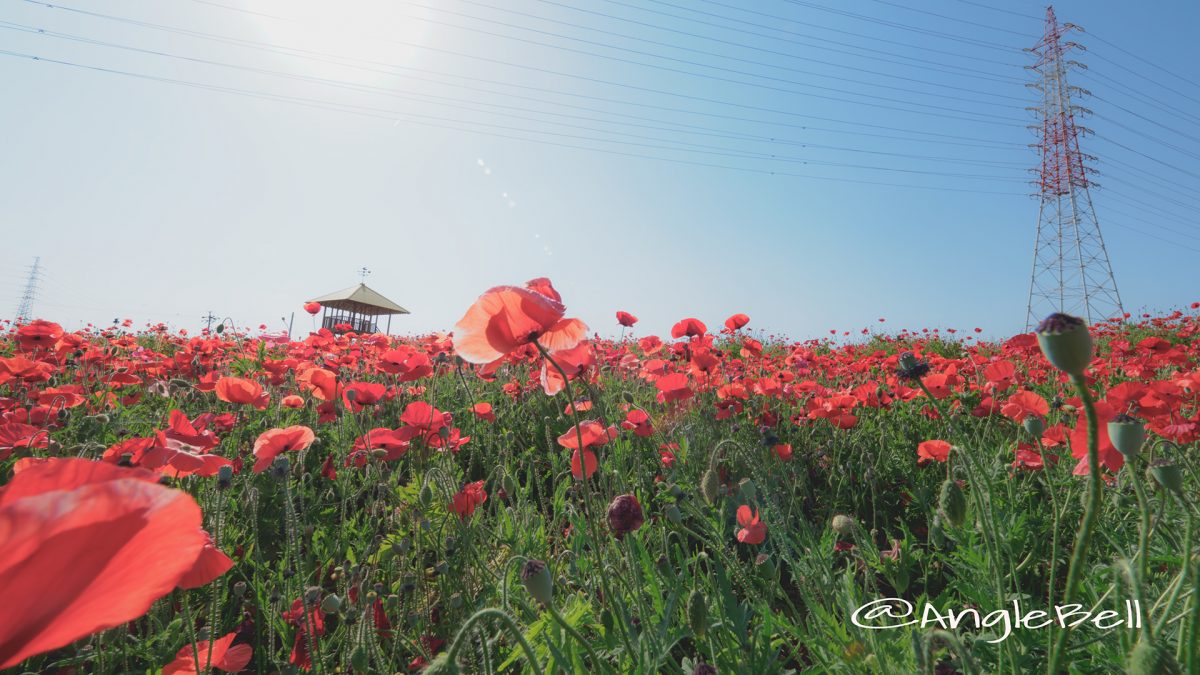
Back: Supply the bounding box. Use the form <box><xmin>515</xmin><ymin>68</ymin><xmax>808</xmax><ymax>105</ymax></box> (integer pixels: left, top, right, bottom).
<box><xmin>307</xmin><ymin>283</ymin><xmax>410</xmax><ymax>316</ymax></box>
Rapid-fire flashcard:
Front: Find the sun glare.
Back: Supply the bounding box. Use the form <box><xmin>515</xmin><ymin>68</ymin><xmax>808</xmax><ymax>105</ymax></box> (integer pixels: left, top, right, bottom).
<box><xmin>241</xmin><ymin>0</ymin><xmax>431</xmax><ymax>82</ymax></box>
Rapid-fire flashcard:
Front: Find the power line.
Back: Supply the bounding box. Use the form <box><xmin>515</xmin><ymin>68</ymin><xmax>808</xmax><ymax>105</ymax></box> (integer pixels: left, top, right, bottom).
<box><xmin>662</xmin><ymin>0</ymin><xmax>1027</xmax><ymax>66</ymax></box>
<box><xmin>22</xmin><ymin>1</ymin><xmax>1029</xmax><ymax>149</ymax></box>
<box><xmin>859</xmin><ymin>0</ymin><xmax>1033</xmax><ymax>37</ymax></box>
<box><xmin>179</xmin><ymin>0</ymin><xmax>1026</xmax><ymax>125</ymax></box>
<box><xmin>0</xmin><ymin>49</ymin><xmax>1029</xmax><ymax>195</ymax></box>
<box><xmin>0</xmin><ymin>20</ymin><xmax>1030</xmax><ymax>173</ymax></box>
<box><xmin>778</xmin><ymin>0</ymin><xmax>1024</xmax><ymax>52</ymax></box>
<box><xmin>1087</xmin><ymin>31</ymin><xmax>1200</xmax><ymax>95</ymax></box>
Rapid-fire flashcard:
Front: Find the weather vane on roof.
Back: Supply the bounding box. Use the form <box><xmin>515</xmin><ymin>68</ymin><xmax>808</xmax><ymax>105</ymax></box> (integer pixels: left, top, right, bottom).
<box><xmin>359</xmin><ymin>267</ymin><xmax>372</xmax><ymax>282</ymax></box>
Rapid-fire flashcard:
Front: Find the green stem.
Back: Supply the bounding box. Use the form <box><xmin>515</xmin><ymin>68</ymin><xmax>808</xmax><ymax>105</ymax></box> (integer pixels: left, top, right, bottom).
<box><xmin>1047</xmin><ymin>372</ymin><xmax>1102</xmax><ymax>674</ymax></box>
<box><xmin>445</xmin><ymin>608</ymin><xmax>541</xmax><ymax>671</ymax></box>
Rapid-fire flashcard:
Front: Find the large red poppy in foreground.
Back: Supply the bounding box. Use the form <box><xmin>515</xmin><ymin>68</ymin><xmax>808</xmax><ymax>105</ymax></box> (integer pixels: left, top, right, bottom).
<box><xmin>0</xmin><ymin>458</ymin><xmax>208</xmax><ymax>668</ymax></box>
<box><xmin>452</xmin><ymin>278</ymin><xmax>587</xmax><ymax>364</ymax></box>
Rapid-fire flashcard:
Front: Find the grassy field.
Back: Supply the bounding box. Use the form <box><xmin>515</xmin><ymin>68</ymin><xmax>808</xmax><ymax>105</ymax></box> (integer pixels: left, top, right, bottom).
<box><xmin>2</xmin><ymin>282</ymin><xmax>1198</xmax><ymax>673</ymax></box>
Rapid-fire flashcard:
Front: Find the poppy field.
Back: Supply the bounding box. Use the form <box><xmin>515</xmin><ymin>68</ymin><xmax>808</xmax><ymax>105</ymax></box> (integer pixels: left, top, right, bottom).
<box><xmin>3</xmin><ymin>279</ymin><xmax>1200</xmax><ymax>673</ymax></box>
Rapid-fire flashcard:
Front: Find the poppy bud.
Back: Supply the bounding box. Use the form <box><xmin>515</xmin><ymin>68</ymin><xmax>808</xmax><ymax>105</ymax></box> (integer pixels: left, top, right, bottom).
<box><xmin>1023</xmin><ymin>415</ymin><xmax>1045</xmax><ymax>438</ymax></box>
<box><xmin>350</xmin><ymin>645</ymin><xmax>369</xmax><ymax>672</ymax></box>
<box><xmin>520</xmin><ymin>559</ymin><xmax>553</xmax><ymax>605</ymax></box>
<box><xmin>449</xmin><ymin>592</ymin><xmax>463</xmax><ymax>609</ymax></box>
<box><xmin>737</xmin><ymin>478</ymin><xmax>756</xmax><ymax>501</ymax></box>
<box><xmin>622</xmin><ymin>391</ymin><xmax>635</xmax><ymax>404</ymax></box>
<box><xmin>419</xmin><ymin>483</ymin><xmax>433</xmax><ymax>507</ymax></box>
<box><xmin>669</xmin><ymin>484</ymin><xmax>683</xmax><ymax>498</ymax></box>
<box><xmin>896</xmin><ymin>352</ymin><xmax>930</xmax><ymax>381</ymax></box>
<box><xmin>687</xmin><ymin>589</ymin><xmax>708</xmax><ymax>637</ymax></box>
<box><xmin>938</xmin><ymin>479</ymin><xmax>966</xmax><ymax>527</ymax></box>
<box><xmin>832</xmin><ymin>514</ymin><xmax>855</xmax><ymax>535</ymax></box>
<box><xmin>393</xmin><ymin>537</ymin><xmax>411</xmax><ymax>555</ymax></box>
<box><xmin>501</xmin><ymin>473</ymin><xmax>517</xmax><ymax>497</ymax></box>
<box><xmin>1108</xmin><ymin>414</ymin><xmax>1146</xmax><ymax>460</ymax></box>
<box><xmin>1149</xmin><ymin>459</ymin><xmax>1184</xmax><ymax>496</ymax></box>
<box><xmin>607</xmin><ymin>493</ymin><xmax>645</xmax><ymax>539</ymax></box>
<box><xmin>700</xmin><ymin>468</ymin><xmax>720</xmax><ymax>505</ymax></box>
<box><xmin>270</xmin><ymin>456</ymin><xmax>290</xmax><ymax>479</ymax></box>
<box><xmin>320</xmin><ymin>593</ymin><xmax>341</xmax><ymax>614</ymax></box>
<box><xmin>386</xmin><ymin>594</ymin><xmax>399</xmax><ymax>610</ymax></box>
<box><xmin>1035</xmin><ymin>313</ymin><xmax>1092</xmax><ymax>376</ymax></box>
<box><xmin>305</xmin><ymin>586</ymin><xmax>321</xmax><ymax>604</ymax></box>
<box><xmin>664</xmin><ymin>504</ymin><xmax>683</xmax><ymax>524</ymax></box>
<box><xmin>1127</xmin><ymin>639</ymin><xmax>1181</xmax><ymax>675</ymax></box>
<box><xmin>217</xmin><ymin>465</ymin><xmax>234</xmax><ymax>489</ymax></box>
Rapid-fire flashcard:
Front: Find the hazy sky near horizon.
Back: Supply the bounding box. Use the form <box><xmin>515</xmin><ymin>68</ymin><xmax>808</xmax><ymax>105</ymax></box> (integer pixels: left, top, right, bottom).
<box><xmin>3</xmin><ymin>0</ymin><xmax>1198</xmax><ymax>341</ymax></box>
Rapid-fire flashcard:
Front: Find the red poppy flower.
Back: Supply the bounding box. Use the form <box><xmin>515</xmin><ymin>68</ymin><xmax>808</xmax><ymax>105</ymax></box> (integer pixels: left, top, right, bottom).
<box><xmin>0</xmin><ymin>423</ymin><xmax>48</xmax><ymax>460</ymax></box>
<box><xmin>297</xmin><ymin>367</ymin><xmax>338</xmax><ymax>402</ymax></box>
<box><xmin>282</xmin><ymin>394</ymin><xmax>305</xmax><ymax>409</ymax></box>
<box><xmin>1000</xmin><ymin>390</ymin><xmax>1049</xmax><ymax>422</ymax></box>
<box><xmin>917</xmin><ymin>440</ymin><xmax>951</xmax><ymax>464</ymax></box>
<box><xmin>736</xmin><ymin>505</ymin><xmax>766</xmax><ymax>544</ymax></box>
<box><xmin>177</xmin><ymin>531</ymin><xmax>234</xmax><ymax>589</ymax></box>
<box><xmin>622</xmin><ymin>409</ymin><xmax>654</xmax><ymax>437</ymax></box>
<box><xmin>162</xmin><ymin>632</ymin><xmax>253</xmax><ymax>674</ymax></box>
<box><xmin>0</xmin><ymin>459</ymin><xmax>206</xmax><ymax>669</ymax></box>
<box><xmin>671</xmin><ymin>318</ymin><xmax>707</xmax><ymax>339</ymax></box>
<box><xmin>453</xmin><ymin>279</ymin><xmax>588</xmax><ymax>364</ymax></box>
<box><xmin>252</xmin><ymin>426</ymin><xmax>316</xmax><ymax>473</ymax></box>
<box><xmin>343</xmin><ymin>382</ymin><xmax>386</xmax><ymax>412</ymax></box>
<box><xmin>616</xmin><ymin>311</ymin><xmax>638</xmax><ymax>327</ymax></box>
<box><xmin>725</xmin><ymin>313</ymin><xmax>750</xmax><ymax>331</ymax></box>
<box><xmin>283</xmin><ymin>597</ymin><xmax>325</xmax><ymax>671</ymax></box>
<box><xmin>473</xmin><ymin>402</ymin><xmax>496</xmax><ymax>422</ymax></box>
<box><xmin>655</xmin><ymin>372</ymin><xmax>693</xmax><ymax>403</ymax></box>
<box><xmin>449</xmin><ymin>480</ymin><xmax>487</xmax><ymax>519</ymax></box>
<box><xmin>774</xmin><ymin>443</ymin><xmax>793</xmax><ymax>461</ymax></box>
<box><xmin>570</xmin><ymin>448</ymin><xmax>598</xmax><ymax>480</ymax></box>
<box><xmin>378</xmin><ymin>347</ymin><xmax>433</xmax><ymax>381</ymax></box>
<box><xmin>15</xmin><ymin>320</ymin><xmax>63</xmax><ymax>352</ymax></box>
<box><xmin>303</xmin><ymin>301</ymin><xmax>321</xmax><ymax>315</ymax></box>
<box><xmin>214</xmin><ymin>377</ymin><xmax>268</xmax><ymax>410</ymax></box>
<box><xmin>555</xmin><ymin>420</ymin><xmax>617</xmax><ymax>450</ymax></box>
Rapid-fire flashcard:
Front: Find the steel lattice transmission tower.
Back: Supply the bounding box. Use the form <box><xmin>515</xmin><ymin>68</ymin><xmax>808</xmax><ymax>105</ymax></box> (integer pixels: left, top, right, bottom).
<box><xmin>1024</xmin><ymin>6</ymin><xmax>1123</xmax><ymax>330</ymax></box>
<box><xmin>13</xmin><ymin>256</ymin><xmax>42</xmax><ymax>322</ymax></box>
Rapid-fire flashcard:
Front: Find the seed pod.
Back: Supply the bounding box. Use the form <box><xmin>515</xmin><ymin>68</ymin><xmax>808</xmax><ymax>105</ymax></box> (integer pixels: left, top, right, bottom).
<box><xmin>1149</xmin><ymin>460</ymin><xmax>1184</xmax><ymax>496</ymax></box>
<box><xmin>664</xmin><ymin>504</ymin><xmax>683</xmax><ymax>524</ymax></box>
<box><xmin>938</xmin><ymin>479</ymin><xmax>966</xmax><ymax>528</ymax></box>
<box><xmin>1035</xmin><ymin>313</ymin><xmax>1092</xmax><ymax>376</ymax></box>
<box><xmin>1108</xmin><ymin>414</ymin><xmax>1146</xmax><ymax>461</ymax></box>
<box><xmin>520</xmin><ymin>559</ymin><xmax>553</xmax><ymax>605</ymax></box>
<box><xmin>700</xmin><ymin>468</ymin><xmax>720</xmax><ymax>505</ymax></box>
<box><xmin>320</xmin><ymin>593</ymin><xmax>341</xmax><ymax>614</ymax></box>
<box><xmin>831</xmin><ymin>514</ymin><xmax>855</xmax><ymax>535</ymax></box>
<box><xmin>1022</xmin><ymin>415</ymin><xmax>1045</xmax><ymax>438</ymax></box>
<box><xmin>1127</xmin><ymin>639</ymin><xmax>1181</xmax><ymax>675</ymax></box>
<box><xmin>687</xmin><ymin>589</ymin><xmax>708</xmax><ymax>638</ymax></box>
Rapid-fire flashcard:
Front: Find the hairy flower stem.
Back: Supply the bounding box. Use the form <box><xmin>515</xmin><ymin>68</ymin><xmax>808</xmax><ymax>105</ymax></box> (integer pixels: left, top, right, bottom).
<box><xmin>283</xmin><ymin>480</ymin><xmax>321</xmax><ymax>675</ymax></box>
<box><xmin>445</xmin><ymin>608</ymin><xmax>541</xmax><ymax>670</ymax></box>
<box><xmin>1127</xmin><ymin>458</ymin><xmax>1153</xmax><ymax>594</ymax></box>
<box><xmin>1047</xmin><ymin>372</ymin><xmax>1101</xmax><ymax>675</ymax></box>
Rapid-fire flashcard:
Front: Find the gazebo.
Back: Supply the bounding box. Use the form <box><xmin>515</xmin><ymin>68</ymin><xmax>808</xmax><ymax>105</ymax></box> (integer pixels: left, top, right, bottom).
<box><xmin>307</xmin><ymin>283</ymin><xmax>409</xmax><ymax>334</ymax></box>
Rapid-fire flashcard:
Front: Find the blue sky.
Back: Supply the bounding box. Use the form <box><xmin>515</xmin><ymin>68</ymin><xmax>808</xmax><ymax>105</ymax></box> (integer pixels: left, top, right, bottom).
<box><xmin>2</xmin><ymin>0</ymin><xmax>1197</xmax><ymax>340</ymax></box>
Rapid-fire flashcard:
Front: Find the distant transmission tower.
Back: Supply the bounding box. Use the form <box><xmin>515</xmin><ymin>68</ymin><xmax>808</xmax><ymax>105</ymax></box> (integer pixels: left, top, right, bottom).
<box><xmin>13</xmin><ymin>256</ymin><xmax>42</xmax><ymax>321</ymax></box>
<box><xmin>1024</xmin><ymin>7</ymin><xmax>1123</xmax><ymax>330</ymax></box>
